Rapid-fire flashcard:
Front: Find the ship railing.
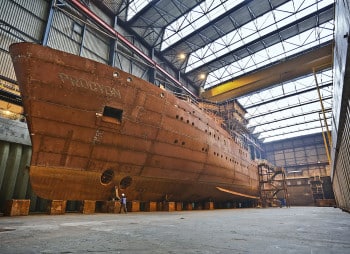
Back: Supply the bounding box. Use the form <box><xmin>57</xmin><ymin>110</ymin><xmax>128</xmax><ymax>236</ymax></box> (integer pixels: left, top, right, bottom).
<box><xmin>171</xmin><ymin>91</ymin><xmax>260</xmax><ymax>150</ymax></box>
<box><xmin>172</xmin><ymin>91</ymin><xmax>226</xmax><ymax>125</ymax></box>
<box><xmin>172</xmin><ymin>91</ymin><xmax>200</xmax><ymax>106</ymax></box>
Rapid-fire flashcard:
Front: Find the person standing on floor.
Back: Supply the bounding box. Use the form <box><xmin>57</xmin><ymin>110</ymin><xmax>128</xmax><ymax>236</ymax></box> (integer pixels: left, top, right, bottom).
<box><xmin>119</xmin><ymin>193</ymin><xmax>127</xmax><ymax>214</ymax></box>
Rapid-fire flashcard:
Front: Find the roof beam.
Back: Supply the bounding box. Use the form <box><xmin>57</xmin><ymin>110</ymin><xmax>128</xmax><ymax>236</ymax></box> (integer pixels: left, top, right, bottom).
<box><xmin>244</xmin><ymin>82</ymin><xmax>332</xmax><ymax>110</ymax></box>
<box><xmin>248</xmin><ymin>107</ymin><xmax>332</xmax><ymax>129</ymax></box>
<box><xmin>201</xmin><ymin>43</ymin><xmax>333</xmax><ymax>102</ymax></box>
<box><xmin>246</xmin><ymin>96</ymin><xmax>332</xmax><ymax>120</ymax></box>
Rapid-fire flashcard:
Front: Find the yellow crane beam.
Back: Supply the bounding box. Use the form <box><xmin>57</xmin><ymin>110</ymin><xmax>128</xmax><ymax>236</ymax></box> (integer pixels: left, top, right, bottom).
<box><xmin>201</xmin><ymin>43</ymin><xmax>333</xmax><ymax>102</ymax></box>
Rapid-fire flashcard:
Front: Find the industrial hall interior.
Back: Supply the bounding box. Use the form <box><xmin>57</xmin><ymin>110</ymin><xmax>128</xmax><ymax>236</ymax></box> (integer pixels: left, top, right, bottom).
<box><xmin>0</xmin><ymin>0</ymin><xmax>350</xmax><ymax>252</ymax></box>
<box><xmin>1</xmin><ymin>0</ymin><xmax>350</xmax><ymax>252</ymax></box>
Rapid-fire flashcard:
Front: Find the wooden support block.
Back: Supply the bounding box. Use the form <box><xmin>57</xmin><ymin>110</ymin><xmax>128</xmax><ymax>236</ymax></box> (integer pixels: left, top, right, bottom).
<box><xmin>48</xmin><ymin>200</ymin><xmax>66</xmax><ymax>215</ymax></box>
<box><xmin>204</xmin><ymin>201</ymin><xmax>214</xmax><ymax>210</ymax></box>
<box><xmin>4</xmin><ymin>199</ymin><xmax>30</xmax><ymax>216</ymax></box>
<box><xmin>109</xmin><ymin>201</ymin><xmax>121</xmax><ymax>213</ymax></box>
<box><xmin>144</xmin><ymin>201</ymin><xmax>157</xmax><ymax>212</ymax></box>
<box><xmin>185</xmin><ymin>203</ymin><xmax>193</xmax><ymax>210</ymax></box>
<box><xmin>80</xmin><ymin>200</ymin><xmax>96</xmax><ymax>214</ymax></box>
<box><xmin>163</xmin><ymin>202</ymin><xmax>175</xmax><ymax>212</ymax></box>
<box><xmin>176</xmin><ymin>202</ymin><xmax>183</xmax><ymax>211</ymax></box>
<box><xmin>98</xmin><ymin>201</ymin><xmax>121</xmax><ymax>213</ymax></box>
<box><xmin>316</xmin><ymin>199</ymin><xmax>336</xmax><ymax>207</ymax></box>
<box><xmin>127</xmin><ymin>201</ymin><xmax>140</xmax><ymax>212</ymax></box>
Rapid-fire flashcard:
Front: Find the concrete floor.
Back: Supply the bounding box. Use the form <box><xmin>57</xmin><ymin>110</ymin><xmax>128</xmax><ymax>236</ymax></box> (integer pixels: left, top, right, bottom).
<box><xmin>0</xmin><ymin>207</ymin><xmax>349</xmax><ymax>254</ymax></box>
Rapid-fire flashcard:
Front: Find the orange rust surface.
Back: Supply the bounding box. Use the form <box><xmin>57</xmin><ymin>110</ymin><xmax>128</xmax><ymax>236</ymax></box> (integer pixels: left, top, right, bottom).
<box><xmin>10</xmin><ymin>42</ymin><xmax>259</xmax><ymax>202</ymax></box>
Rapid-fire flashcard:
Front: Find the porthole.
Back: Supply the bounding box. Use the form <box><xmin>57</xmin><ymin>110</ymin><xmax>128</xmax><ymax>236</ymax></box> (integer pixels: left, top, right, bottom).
<box><xmin>112</xmin><ymin>71</ymin><xmax>119</xmax><ymax>78</ymax></box>
<box><xmin>187</xmin><ymin>120</ymin><xmax>189</xmax><ymax>124</ymax></box>
<box><xmin>160</xmin><ymin>92</ymin><xmax>165</xmax><ymax>98</ymax></box>
<box><xmin>180</xmin><ymin>117</ymin><xmax>183</xmax><ymax>120</ymax></box>
<box><xmin>214</xmin><ymin>152</ymin><xmax>216</xmax><ymax>155</ymax></box>
<box><xmin>176</xmin><ymin>115</ymin><xmax>179</xmax><ymax>119</ymax></box>
<box><xmin>192</xmin><ymin>122</ymin><xmax>194</xmax><ymax>126</ymax></box>
<box><xmin>174</xmin><ymin>139</ymin><xmax>178</xmax><ymax>144</ymax></box>
<box><xmin>120</xmin><ymin>176</ymin><xmax>132</xmax><ymax>189</ymax></box>
<box><xmin>100</xmin><ymin>169</ymin><xmax>114</xmax><ymax>185</ymax></box>
<box><xmin>181</xmin><ymin>141</ymin><xmax>185</xmax><ymax>145</ymax></box>
<box><xmin>126</xmin><ymin>77</ymin><xmax>132</xmax><ymax>82</ymax></box>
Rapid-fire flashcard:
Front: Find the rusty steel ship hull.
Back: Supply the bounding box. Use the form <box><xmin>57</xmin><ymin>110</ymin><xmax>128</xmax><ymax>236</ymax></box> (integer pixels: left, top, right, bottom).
<box><xmin>10</xmin><ymin>42</ymin><xmax>259</xmax><ymax>202</ymax></box>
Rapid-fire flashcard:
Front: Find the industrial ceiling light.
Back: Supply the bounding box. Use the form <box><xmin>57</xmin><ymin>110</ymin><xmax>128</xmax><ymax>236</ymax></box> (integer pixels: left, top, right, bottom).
<box><xmin>199</xmin><ymin>73</ymin><xmax>206</xmax><ymax>80</ymax></box>
<box><xmin>178</xmin><ymin>53</ymin><xmax>186</xmax><ymax>60</ymax></box>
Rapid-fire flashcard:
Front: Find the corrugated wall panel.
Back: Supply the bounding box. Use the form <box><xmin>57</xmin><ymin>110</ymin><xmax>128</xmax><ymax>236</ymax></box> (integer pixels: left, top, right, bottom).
<box><xmin>331</xmin><ymin>0</ymin><xmax>350</xmax><ymax>212</ymax></box>
<box><xmin>0</xmin><ymin>49</ymin><xmax>17</xmax><ymax>81</ymax></box>
<box><xmin>0</xmin><ymin>142</ymin><xmax>30</xmax><ymax>208</ymax></box>
<box><xmin>82</xmin><ymin>28</ymin><xmax>109</xmax><ymax>63</ymax></box>
<box><xmin>0</xmin><ymin>0</ymin><xmax>49</xmax><ymax>80</ymax></box>
<box><xmin>265</xmin><ymin>133</ymin><xmax>328</xmax><ymax>168</ymax></box>
<box><xmin>47</xmin><ymin>11</ymin><xmax>82</xmax><ymax>55</ymax></box>
<box><xmin>334</xmin><ymin>100</ymin><xmax>350</xmax><ymax>210</ymax></box>
<box><xmin>0</xmin><ymin>0</ymin><xmax>48</xmax><ymax>42</ymax></box>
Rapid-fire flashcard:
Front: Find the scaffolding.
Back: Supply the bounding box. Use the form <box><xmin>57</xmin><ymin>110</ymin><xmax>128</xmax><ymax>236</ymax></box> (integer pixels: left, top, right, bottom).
<box><xmin>258</xmin><ymin>160</ymin><xmax>290</xmax><ymax>208</ymax></box>
<box><xmin>309</xmin><ymin>175</ymin><xmax>325</xmax><ymax>201</ymax></box>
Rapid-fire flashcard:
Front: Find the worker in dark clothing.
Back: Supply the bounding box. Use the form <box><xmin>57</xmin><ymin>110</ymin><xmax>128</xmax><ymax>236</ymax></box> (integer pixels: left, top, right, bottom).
<box><xmin>119</xmin><ymin>193</ymin><xmax>127</xmax><ymax>214</ymax></box>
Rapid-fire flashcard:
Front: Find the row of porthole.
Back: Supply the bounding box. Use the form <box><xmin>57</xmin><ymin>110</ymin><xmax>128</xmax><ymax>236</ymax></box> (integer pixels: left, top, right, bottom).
<box><xmin>174</xmin><ymin>105</ymin><xmax>249</xmax><ymax>153</ymax></box>
<box><xmin>174</xmin><ymin>139</ymin><xmax>186</xmax><ymax>146</ymax></box>
<box><xmin>112</xmin><ymin>71</ymin><xmax>132</xmax><ymax>83</ymax></box>
<box><xmin>114</xmin><ymin>72</ymin><xmax>166</xmax><ymax>101</ymax></box>
<box><xmin>176</xmin><ymin>114</ymin><xmax>247</xmax><ymax>156</ymax></box>
<box><xmin>176</xmin><ymin>114</ymin><xmax>224</xmax><ymax>144</ymax></box>
<box><xmin>204</xmin><ymin>129</ymin><xmax>227</xmax><ymax>143</ymax></box>
<box><xmin>176</xmin><ymin>115</ymin><xmax>195</xmax><ymax>126</ymax></box>
<box><xmin>213</xmin><ymin>152</ymin><xmax>240</xmax><ymax>165</ymax></box>
<box><xmin>174</xmin><ymin>114</ymin><xmax>248</xmax><ymax>156</ymax></box>
<box><xmin>173</xmin><ymin>139</ymin><xmax>208</xmax><ymax>153</ymax></box>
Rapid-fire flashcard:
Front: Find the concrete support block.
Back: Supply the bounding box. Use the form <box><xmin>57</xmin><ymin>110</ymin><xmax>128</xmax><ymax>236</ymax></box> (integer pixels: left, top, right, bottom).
<box><xmin>163</xmin><ymin>202</ymin><xmax>175</xmax><ymax>212</ymax></box>
<box><xmin>4</xmin><ymin>199</ymin><xmax>30</xmax><ymax>216</ymax></box>
<box><xmin>80</xmin><ymin>200</ymin><xmax>96</xmax><ymax>214</ymax></box>
<box><xmin>157</xmin><ymin>202</ymin><xmax>163</xmax><ymax>211</ymax></box>
<box><xmin>0</xmin><ymin>143</ymin><xmax>22</xmax><ymax>207</ymax></box>
<box><xmin>144</xmin><ymin>201</ymin><xmax>157</xmax><ymax>212</ymax></box>
<box><xmin>48</xmin><ymin>200</ymin><xmax>66</xmax><ymax>215</ymax></box>
<box><xmin>176</xmin><ymin>202</ymin><xmax>183</xmax><ymax>211</ymax></box>
<box><xmin>127</xmin><ymin>201</ymin><xmax>140</xmax><ymax>212</ymax></box>
<box><xmin>204</xmin><ymin>201</ymin><xmax>214</xmax><ymax>210</ymax></box>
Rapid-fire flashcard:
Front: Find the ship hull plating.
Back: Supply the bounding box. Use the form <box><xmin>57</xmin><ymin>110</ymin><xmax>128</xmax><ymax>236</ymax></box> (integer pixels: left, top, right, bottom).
<box><xmin>10</xmin><ymin>43</ymin><xmax>259</xmax><ymax>202</ymax></box>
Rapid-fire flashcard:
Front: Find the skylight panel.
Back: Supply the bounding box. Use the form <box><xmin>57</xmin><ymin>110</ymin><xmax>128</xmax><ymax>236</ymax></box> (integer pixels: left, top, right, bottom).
<box><xmin>186</xmin><ymin>0</ymin><xmax>333</xmax><ymax>76</ymax></box>
<box><xmin>161</xmin><ymin>0</ymin><xmax>244</xmax><ymax>51</ymax></box>
<box><xmin>126</xmin><ymin>0</ymin><xmax>153</xmax><ymax>21</ymax></box>
<box><xmin>239</xmin><ymin>67</ymin><xmax>333</xmax><ymax>143</ymax></box>
<box><xmin>203</xmin><ymin>22</ymin><xmax>333</xmax><ymax>88</ymax></box>
<box><xmin>262</xmin><ymin>125</ymin><xmax>332</xmax><ymax>143</ymax></box>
